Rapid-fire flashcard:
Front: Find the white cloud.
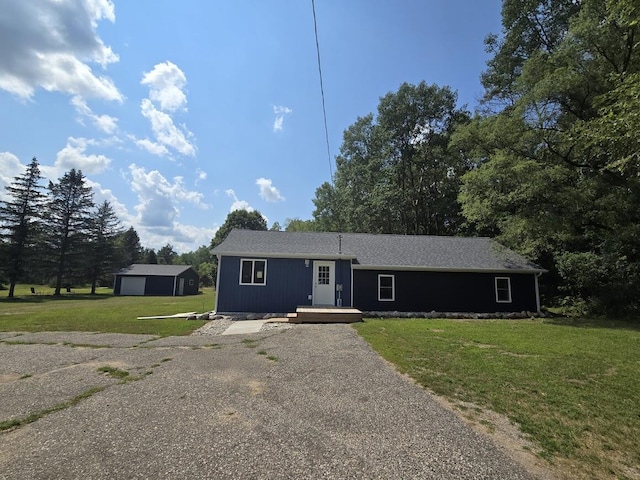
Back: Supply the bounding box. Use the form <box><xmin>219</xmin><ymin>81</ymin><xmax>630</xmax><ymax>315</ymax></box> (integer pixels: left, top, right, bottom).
<box><xmin>0</xmin><ymin>0</ymin><xmax>122</xmax><ymax>102</ymax></box>
<box><xmin>273</xmin><ymin>105</ymin><xmax>293</xmax><ymax>115</ymax></box>
<box><xmin>86</xmin><ymin>175</ymin><xmax>214</xmax><ymax>253</ymax></box>
<box><xmin>256</xmin><ymin>177</ymin><xmax>285</xmax><ymax>202</ymax></box>
<box><xmin>129</xmin><ymin>164</ymin><xmax>208</xmax><ymax>229</ymax></box>
<box><xmin>0</xmin><ymin>152</ymin><xmax>27</xmax><ymax>201</ymax></box>
<box><xmin>195</xmin><ymin>169</ymin><xmax>207</xmax><ymax>184</ymax></box>
<box><xmin>225</xmin><ymin>189</ymin><xmax>254</xmax><ymax>213</ymax></box>
<box><xmin>55</xmin><ymin>137</ymin><xmax>111</xmax><ymax>174</ymax></box>
<box><xmin>139</xmin><ymin>97</ymin><xmax>195</xmax><ymax>157</ymax></box>
<box><xmin>133</xmin><ymin>137</ymin><xmax>170</xmax><ymax>157</ymax></box>
<box><xmin>272</xmin><ymin>104</ymin><xmax>292</xmax><ymax>132</ymax></box>
<box><xmin>71</xmin><ymin>96</ymin><xmax>118</xmax><ymax>134</ymax></box>
<box><xmin>273</xmin><ymin>116</ymin><xmax>284</xmax><ymax>132</ymax></box>
<box><xmin>141</xmin><ymin>61</ymin><xmax>187</xmax><ymax>112</ymax></box>
<box><xmin>84</xmin><ymin>178</ymin><xmax>133</xmax><ymax>224</ymax></box>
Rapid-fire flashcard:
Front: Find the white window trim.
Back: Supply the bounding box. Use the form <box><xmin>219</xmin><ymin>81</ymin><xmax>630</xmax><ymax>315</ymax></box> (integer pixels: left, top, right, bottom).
<box><xmin>495</xmin><ymin>277</ymin><xmax>512</xmax><ymax>303</ymax></box>
<box><xmin>239</xmin><ymin>258</ymin><xmax>267</xmax><ymax>286</ymax></box>
<box><xmin>378</xmin><ymin>274</ymin><xmax>395</xmax><ymax>302</ymax></box>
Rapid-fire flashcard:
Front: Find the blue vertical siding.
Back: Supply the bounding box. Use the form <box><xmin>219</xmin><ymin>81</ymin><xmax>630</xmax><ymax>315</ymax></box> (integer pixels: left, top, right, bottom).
<box><xmin>216</xmin><ymin>256</ymin><xmax>353</xmax><ymax>313</ymax></box>
<box><xmin>353</xmin><ymin>270</ymin><xmax>538</xmax><ymax>312</ymax></box>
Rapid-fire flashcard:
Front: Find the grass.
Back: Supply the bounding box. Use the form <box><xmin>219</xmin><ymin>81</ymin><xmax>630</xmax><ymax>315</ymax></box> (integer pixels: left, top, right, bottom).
<box><xmin>0</xmin><ymin>285</ymin><xmax>214</xmax><ymax>336</ymax></box>
<box><xmin>97</xmin><ymin>366</ymin><xmax>131</xmax><ymax>380</ymax></box>
<box><xmin>354</xmin><ymin>317</ymin><xmax>640</xmax><ymax>480</ymax></box>
<box><xmin>0</xmin><ymin>386</ymin><xmax>105</xmax><ymax>432</ymax></box>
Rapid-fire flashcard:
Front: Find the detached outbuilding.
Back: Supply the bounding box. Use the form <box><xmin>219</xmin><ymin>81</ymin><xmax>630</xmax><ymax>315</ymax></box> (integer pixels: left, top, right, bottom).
<box><xmin>211</xmin><ymin>229</ymin><xmax>545</xmax><ymax>314</ymax></box>
<box><xmin>113</xmin><ymin>264</ymin><xmax>199</xmax><ymax>296</ymax></box>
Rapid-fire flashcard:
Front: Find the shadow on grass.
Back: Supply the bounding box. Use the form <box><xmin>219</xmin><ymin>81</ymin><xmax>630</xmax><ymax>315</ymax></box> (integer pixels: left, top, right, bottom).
<box><xmin>0</xmin><ymin>293</ymin><xmax>114</xmax><ymax>305</ymax></box>
<box><xmin>543</xmin><ymin>317</ymin><xmax>640</xmax><ymax>331</ymax></box>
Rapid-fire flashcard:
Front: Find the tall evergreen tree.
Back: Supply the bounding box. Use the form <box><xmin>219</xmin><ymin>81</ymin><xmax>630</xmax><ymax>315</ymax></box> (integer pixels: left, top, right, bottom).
<box><xmin>0</xmin><ymin>158</ymin><xmax>44</xmax><ymax>297</ymax></box>
<box><xmin>118</xmin><ymin>226</ymin><xmax>143</xmax><ymax>266</ymax></box>
<box><xmin>86</xmin><ymin>201</ymin><xmax>122</xmax><ymax>294</ymax></box>
<box><xmin>43</xmin><ymin>169</ymin><xmax>94</xmax><ymax>296</ymax></box>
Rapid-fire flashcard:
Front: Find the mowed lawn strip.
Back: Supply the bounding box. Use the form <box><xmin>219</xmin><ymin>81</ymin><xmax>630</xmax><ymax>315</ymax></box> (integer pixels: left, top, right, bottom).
<box><xmin>0</xmin><ymin>286</ymin><xmax>214</xmax><ymax>336</ymax></box>
<box><xmin>354</xmin><ymin>318</ymin><xmax>640</xmax><ymax>480</ymax></box>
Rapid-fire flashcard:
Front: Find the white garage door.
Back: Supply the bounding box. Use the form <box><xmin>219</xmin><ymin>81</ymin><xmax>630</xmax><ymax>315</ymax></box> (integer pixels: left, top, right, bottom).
<box><xmin>120</xmin><ymin>276</ymin><xmax>146</xmax><ymax>295</ymax></box>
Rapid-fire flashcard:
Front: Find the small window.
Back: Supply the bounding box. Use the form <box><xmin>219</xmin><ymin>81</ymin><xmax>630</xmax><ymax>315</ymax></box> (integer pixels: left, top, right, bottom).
<box><xmin>495</xmin><ymin>277</ymin><xmax>512</xmax><ymax>303</ymax></box>
<box><xmin>189</xmin><ymin>279</ymin><xmax>194</xmax><ymax>286</ymax></box>
<box><xmin>378</xmin><ymin>274</ymin><xmax>395</xmax><ymax>301</ymax></box>
<box><xmin>318</xmin><ymin>265</ymin><xmax>330</xmax><ymax>285</ymax></box>
<box><xmin>240</xmin><ymin>259</ymin><xmax>267</xmax><ymax>285</ymax></box>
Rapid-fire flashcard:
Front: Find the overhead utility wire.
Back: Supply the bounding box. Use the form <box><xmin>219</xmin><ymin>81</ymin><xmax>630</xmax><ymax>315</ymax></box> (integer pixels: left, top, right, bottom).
<box><xmin>311</xmin><ymin>0</ymin><xmax>333</xmax><ymax>180</ymax></box>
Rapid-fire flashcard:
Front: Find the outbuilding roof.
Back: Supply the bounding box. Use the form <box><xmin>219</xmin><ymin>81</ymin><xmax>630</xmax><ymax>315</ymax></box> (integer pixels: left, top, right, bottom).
<box><xmin>114</xmin><ymin>264</ymin><xmax>195</xmax><ymax>276</ymax></box>
<box><xmin>211</xmin><ymin>229</ymin><xmax>544</xmax><ymax>273</ymax></box>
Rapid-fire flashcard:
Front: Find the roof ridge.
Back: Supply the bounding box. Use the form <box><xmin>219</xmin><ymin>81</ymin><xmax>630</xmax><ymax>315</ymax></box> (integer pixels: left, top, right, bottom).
<box><xmin>232</xmin><ymin>228</ymin><xmax>492</xmax><ymax>240</ymax></box>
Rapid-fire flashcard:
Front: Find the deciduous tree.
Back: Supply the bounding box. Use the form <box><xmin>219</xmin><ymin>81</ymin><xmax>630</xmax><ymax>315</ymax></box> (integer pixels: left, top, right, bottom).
<box><xmin>209</xmin><ymin>210</ymin><xmax>267</xmax><ymax>286</ymax></box>
<box><xmin>313</xmin><ymin>82</ymin><xmax>470</xmax><ymax>236</ymax></box>
<box><xmin>456</xmin><ymin>0</ymin><xmax>640</xmax><ymax>313</ymax></box>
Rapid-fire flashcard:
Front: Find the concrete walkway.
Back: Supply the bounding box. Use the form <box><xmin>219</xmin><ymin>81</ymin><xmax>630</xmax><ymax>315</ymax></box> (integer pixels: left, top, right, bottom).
<box><xmin>0</xmin><ymin>325</ymin><xmax>537</xmax><ymax>479</ymax></box>
<box><xmin>220</xmin><ymin>319</ymin><xmax>270</xmax><ymax>335</ymax></box>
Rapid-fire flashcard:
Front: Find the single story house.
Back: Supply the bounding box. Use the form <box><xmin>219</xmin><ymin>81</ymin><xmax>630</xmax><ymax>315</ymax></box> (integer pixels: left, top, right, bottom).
<box><xmin>113</xmin><ymin>264</ymin><xmax>199</xmax><ymax>296</ymax></box>
<box><xmin>211</xmin><ymin>229</ymin><xmax>545</xmax><ymax>314</ymax></box>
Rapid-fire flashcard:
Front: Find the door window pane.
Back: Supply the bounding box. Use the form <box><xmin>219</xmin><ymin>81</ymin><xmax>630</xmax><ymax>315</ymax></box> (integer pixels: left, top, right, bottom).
<box><xmin>318</xmin><ymin>265</ymin><xmax>330</xmax><ymax>285</ymax></box>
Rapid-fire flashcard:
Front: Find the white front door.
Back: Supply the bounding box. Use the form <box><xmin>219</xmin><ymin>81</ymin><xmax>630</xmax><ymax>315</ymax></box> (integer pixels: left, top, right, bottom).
<box><xmin>313</xmin><ymin>261</ymin><xmax>335</xmax><ymax>306</ymax></box>
<box><xmin>178</xmin><ymin>278</ymin><xmax>185</xmax><ymax>296</ymax></box>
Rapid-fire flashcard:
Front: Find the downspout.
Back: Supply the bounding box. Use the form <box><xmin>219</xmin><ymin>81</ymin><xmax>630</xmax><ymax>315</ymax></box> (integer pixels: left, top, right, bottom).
<box><xmin>535</xmin><ymin>272</ymin><xmax>542</xmax><ymax>314</ymax></box>
<box><xmin>350</xmin><ymin>260</ymin><xmax>354</xmax><ymax>309</ymax></box>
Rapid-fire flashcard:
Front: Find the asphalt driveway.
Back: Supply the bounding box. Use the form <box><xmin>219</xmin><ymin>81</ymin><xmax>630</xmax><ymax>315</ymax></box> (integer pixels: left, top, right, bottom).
<box><xmin>0</xmin><ymin>324</ymin><xmax>534</xmax><ymax>479</ymax></box>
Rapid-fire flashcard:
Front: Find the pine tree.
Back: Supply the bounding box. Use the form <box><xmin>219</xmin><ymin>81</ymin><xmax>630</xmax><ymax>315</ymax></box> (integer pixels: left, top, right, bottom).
<box><xmin>43</xmin><ymin>169</ymin><xmax>95</xmax><ymax>296</ymax></box>
<box><xmin>0</xmin><ymin>158</ymin><xmax>44</xmax><ymax>297</ymax></box>
<box><xmin>86</xmin><ymin>201</ymin><xmax>122</xmax><ymax>294</ymax></box>
<box><xmin>118</xmin><ymin>227</ymin><xmax>143</xmax><ymax>266</ymax></box>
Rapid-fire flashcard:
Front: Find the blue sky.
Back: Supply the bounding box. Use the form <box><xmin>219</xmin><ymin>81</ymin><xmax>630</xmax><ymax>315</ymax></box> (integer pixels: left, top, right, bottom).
<box><xmin>0</xmin><ymin>0</ymin><xmax>503</xmax><ymax>253</ymax></box>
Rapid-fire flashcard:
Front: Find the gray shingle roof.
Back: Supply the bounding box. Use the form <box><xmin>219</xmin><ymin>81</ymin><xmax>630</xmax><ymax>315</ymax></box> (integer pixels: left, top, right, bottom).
<box><xmin>114</xmin><ymin>264</ymin><xmax>194</xmax><ymax>276</ymax></box>
<box><xmin>211</xmin><ymin>229</ymin><xmax>544</xmax><ymax>273</ymax></box>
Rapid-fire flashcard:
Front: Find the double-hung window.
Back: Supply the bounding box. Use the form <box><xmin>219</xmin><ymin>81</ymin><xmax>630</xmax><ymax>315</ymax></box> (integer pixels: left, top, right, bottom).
<box><xmin>240</xmin><ymin>259</ymin><xmax>267</xmax><ymax>285</ymax></box>
<box><xmin>378</xmin><ymin>274</ymin><xmax>395</xmax><ymax>301</ymax></box>
<box><xmin>495</xmin><ymin>277</ymin><xmax>512</xmax><ymax>303</ymax></box>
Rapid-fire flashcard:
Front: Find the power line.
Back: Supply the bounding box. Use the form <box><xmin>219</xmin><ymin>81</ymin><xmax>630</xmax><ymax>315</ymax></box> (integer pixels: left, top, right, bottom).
<box><xmin>311</xmin><ymin>0</ymin><xmax>333</xmax><ymax>180</ymax></box>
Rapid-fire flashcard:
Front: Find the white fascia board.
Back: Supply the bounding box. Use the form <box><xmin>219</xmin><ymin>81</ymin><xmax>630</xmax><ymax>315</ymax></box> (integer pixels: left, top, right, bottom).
<box><xmin>215</xmin><ymin>251</ymin><xmax>356</xmax><ymax>261</ymax></box>
<box><xmin>351</xmin><ymin>264</ymin><xmax>546</xmax><ymax>274</ymax></box>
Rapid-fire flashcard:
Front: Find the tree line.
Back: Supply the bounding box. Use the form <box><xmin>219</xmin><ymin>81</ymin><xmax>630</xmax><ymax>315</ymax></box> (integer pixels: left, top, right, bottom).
<box><xmin>4</xmin><ymin>0</ymin><xmax>637</xmax><ymax>314</ymax></box>
<box><xmin>297</xmin><ymin>0</ymin><xmax>640</xmax><ymax>315</ymax></box>
<box><xmin>0</xmin><ymin>159</ymin><xmax>217</xmax><ymax>297</ymax></box>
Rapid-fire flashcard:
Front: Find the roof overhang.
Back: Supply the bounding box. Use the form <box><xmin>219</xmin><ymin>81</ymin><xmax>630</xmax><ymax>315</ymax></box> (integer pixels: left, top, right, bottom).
<box><xmin>215</xmin><ymin>251</ymin><xmax>357</xmax><ymax>261</ymax></box>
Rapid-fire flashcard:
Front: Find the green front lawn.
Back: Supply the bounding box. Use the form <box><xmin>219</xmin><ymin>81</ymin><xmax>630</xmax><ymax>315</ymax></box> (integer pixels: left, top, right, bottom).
<box><xmin>0</xmin><ymin>286</ymin><xmax>214</xmax><ymax>336</ymax></box>
<box><xmin>354</xmin><ymin>318</ymin><xmax>640</xmax><ymax>480</ymax></box>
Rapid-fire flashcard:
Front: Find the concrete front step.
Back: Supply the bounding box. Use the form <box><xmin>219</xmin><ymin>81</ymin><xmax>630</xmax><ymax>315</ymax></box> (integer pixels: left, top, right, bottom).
<box><xmin>289</xmin><ymin>306</ymin><xmax>363</xmax><ymax>324</ymax></box>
